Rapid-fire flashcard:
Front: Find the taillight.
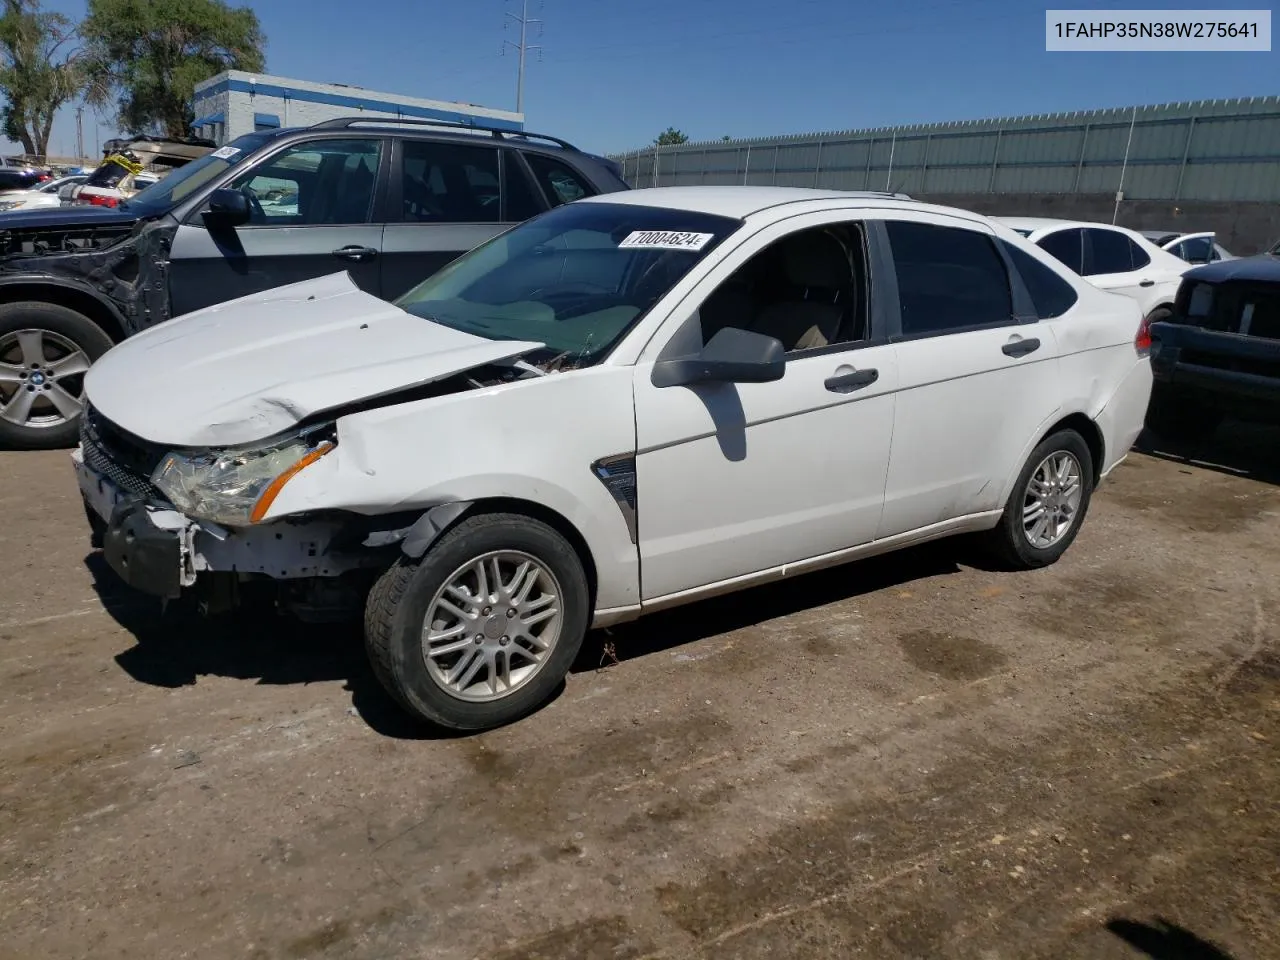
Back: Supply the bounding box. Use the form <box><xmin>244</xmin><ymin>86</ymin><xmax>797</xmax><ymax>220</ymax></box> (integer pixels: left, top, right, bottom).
<box><xmin>1135</xmin><ymin>315</ymin><xmax>1153</xmax><ymax>352</ymax></box>
<box><xmin>85</xmin><ymin>194</ymin><xmax>118</xmax><ymax>207</ymax></box>
<box><xmin>36</xmin><ymin>174</ymin><xmax>50</xmax><ymax>182</ymax></box>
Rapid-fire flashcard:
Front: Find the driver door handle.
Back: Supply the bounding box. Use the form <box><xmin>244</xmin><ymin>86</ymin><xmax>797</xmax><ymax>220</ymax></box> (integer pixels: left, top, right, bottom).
<box><xmin>1139</xmin><ymin>279</ymin><xmax>1155</xmax><ymax>287</ymax></box>
<box><xmin>1002</xmin><ymin>337</ymin><xmax>1041</xmax><ymax>358</ymax></box>
<box><xmin>825</xmin><ymin>368</ymin><xmax>879</xmax><ymax>393</ymax></box>
<box><xmin>332</xmin><ymin>245</ymin><xmax>378</xmax><ymax>262</ymax></box>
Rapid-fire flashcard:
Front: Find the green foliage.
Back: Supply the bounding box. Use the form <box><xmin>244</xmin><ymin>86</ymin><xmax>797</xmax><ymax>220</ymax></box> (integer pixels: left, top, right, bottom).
<box><xmin>82</xmin><ymin>0</ymin><xmax>265</xmax><ymax>137</ymax></box>
<box><xmin>655</xmin><ymin>127</ymin><xmax>689</xmax><ymax>146</ymax></box>
<box><xmin>0</xmin><ymin>0</ymin><xmax>85</xmax><ymax>157</ymax></box>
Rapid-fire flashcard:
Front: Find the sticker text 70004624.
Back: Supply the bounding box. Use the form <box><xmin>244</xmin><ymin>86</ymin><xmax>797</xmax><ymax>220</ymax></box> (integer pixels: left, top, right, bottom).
<box><xmin>618</xmin><ymin>230</ymin><xmax>714</xmax><ymax>251</ymax></box>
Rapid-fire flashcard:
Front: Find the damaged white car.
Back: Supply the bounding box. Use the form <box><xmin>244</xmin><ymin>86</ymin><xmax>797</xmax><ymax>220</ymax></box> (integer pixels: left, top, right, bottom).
<box><xmin>73</xmin><ymin>187</ymin><xmax>1153</xmax><ymax>730</ymax></box>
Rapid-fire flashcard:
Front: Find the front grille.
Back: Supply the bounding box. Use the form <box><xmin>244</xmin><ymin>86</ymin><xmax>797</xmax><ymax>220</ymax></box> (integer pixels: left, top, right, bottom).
<box><xmin>80</xmin><ymin>404</ymin><xmax>166</xmax><ymax>499</ymax></box>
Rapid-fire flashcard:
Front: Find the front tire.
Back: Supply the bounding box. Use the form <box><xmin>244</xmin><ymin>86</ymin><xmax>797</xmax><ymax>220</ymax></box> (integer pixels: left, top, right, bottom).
<box><xmin>983</xmin><ymin>429</ymin><xmax>1094</xmax><ymax>570</ymax></box>
<box><xmin>364</xmin><ymin>512</ymin><xmax>591</xmax><ymax>731</ymax></box>
<box><xmin>0</xmin><ymin>302</ymin><xmax>114</xmax><ymax>450</ymax></box>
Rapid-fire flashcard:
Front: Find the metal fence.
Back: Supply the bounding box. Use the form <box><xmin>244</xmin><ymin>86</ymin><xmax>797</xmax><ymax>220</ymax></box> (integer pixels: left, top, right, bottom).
<box><xmin>611</xmin><ymin>97</ymin><xmax>1280</xmax><ymax>203</ymax></box>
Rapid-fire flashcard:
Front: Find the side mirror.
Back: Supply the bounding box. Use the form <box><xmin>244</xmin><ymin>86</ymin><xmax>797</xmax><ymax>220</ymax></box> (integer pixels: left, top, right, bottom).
<box><xmin>652</xmin><ymin>326</ymin><xmax>786</xmax><ymax>388</ymax></box>
<box><xmin>203</xmin><ymin>187</ymin><xmax>251</xmax><ymax>229</ymax></box>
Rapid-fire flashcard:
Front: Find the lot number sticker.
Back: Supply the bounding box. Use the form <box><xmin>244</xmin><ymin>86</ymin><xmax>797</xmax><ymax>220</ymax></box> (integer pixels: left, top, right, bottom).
<box><xmin>619</xmin><ymin>230</ymin><xmax>714</xmax><ymax>251</ymax></box>
<box><xmin>210</xmin><ymin>145</ymin><xmax>241</xmax><ymax>160</ymax></box>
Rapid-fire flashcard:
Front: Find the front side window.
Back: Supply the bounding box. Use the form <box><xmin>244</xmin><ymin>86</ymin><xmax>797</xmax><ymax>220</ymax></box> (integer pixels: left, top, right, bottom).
<box><xmin>1178</xmin><ymin>236</ymin><xmax>1214</xmax><ymax>264</ymax></box>
<box><xmin>1002</xmin><ymin>242</ymin><xmax>1078</xmax><ymax>319</ymax></box>
<box><xmin>395</xmin><ymin>202</ymin><xmax>740</xmax><ymax>369</ymax></box>
<box><xmin>1037</xmin><ymin>228</ymin><xmax>1085</xmax><ymax>274</ymax></box>
<box><xmin>696</xmin><ymin>222</ymin><xmax>868</xmax><ymax>353</ymax></box>
<box><xmin>525</xmin><ymin>153</ymin><xmax>593</xmax><ymax>207</ymax></box>
<box><xmin>227</xmin><ymin>138</ymin><xmax>382</xmax><ymax>226</ymax></box>
<box><xmin>886</xmin><ymin>220</ymin><xmax>1013</xmax><ymax>336</ymax></box>
<box><xmin>401</xmin><ymin>140</ymin><xmax>501</xmax><ymax>223</ymax></box>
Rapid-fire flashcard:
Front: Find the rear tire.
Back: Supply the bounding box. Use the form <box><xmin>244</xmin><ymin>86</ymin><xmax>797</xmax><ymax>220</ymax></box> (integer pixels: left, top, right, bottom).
<box><xmin>982</xmin><ymin>429</ymin><xmax>1094</xmax><ymax>571</ymax></box>
<box><xmin>0</xmin><ymin>301</ymin><xmax>114</xmax><ymax>450</ymax></box>
<box><xmin>364</xmin><ymin>512</ymin><xmax>590</xmax><ymax>731</ymax></box>
<box><xmin>1144</xmin><ymin>382</ymin><xmax>1222</xmax><ymax>444</ymax></box>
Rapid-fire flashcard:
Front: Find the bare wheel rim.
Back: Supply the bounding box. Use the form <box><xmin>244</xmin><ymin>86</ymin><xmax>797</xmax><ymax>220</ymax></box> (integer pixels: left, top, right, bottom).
<box><xmin>1021</xmin><ymin>450</ymin><xmax>1083</xmax><ymax>549</ymax></box>
<box><xmin>0</xmin><ymin>328</ymin><xmax>90</xmax><ymax>429</ymax></box>
<box><xmin>421</xmin><ymin>550</ymin><xmax>564</xmax><ymax>703</ymax></box>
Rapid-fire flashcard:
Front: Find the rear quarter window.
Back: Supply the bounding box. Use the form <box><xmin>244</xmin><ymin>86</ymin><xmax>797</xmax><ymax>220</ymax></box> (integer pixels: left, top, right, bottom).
<box><xmin>1002</xmin><ymin>241</ymin><xmax>1079</xmax><ymax>319</ymax></box>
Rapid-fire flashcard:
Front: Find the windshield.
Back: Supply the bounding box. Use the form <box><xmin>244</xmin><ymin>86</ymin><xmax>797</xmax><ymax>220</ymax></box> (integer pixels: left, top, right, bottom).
<box><xmin>394</xmin><ymin>202</ymin><xmax>741</xmax><ymax>368</ymax></box>
<box><xmin>123</xmin><ymin>132</ymin><xmax>276</xmax><ymax>215</ymax></box>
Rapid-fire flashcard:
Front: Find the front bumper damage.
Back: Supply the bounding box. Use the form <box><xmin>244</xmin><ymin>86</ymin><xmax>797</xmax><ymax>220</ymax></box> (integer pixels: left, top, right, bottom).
<box><xmin>73</xmin><ymin>448</ymin><xmax>384</xmax><ymax>616</ymax></box>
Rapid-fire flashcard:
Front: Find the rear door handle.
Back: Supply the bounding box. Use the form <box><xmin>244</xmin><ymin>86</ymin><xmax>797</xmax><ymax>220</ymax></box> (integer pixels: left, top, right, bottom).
<box><xmin>1139</xmin><ymin>279</ymin><xmax>1155</xmax><ymax>287</ymax></box>
<box><xmin>332</xmin><ymin>245</ymin><xmax>378</xmax><ymax>262</ymax></box>
<box><xmin>1002</xmin><ymin>337</ymin><xmax>1041</xmax><ymax>358</ymax></box>
<box><xmin>824</xmin><ymin>368</ymin><xmax>878</xmax><ymax>393</ymax></box>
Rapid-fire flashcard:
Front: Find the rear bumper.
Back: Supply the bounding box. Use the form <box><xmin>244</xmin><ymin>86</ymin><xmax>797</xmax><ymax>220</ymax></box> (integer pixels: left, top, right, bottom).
<box><xmin>1149</xmin><ymin>323</ymin><xmax>1280</xmax><ymax>416</ymax></box>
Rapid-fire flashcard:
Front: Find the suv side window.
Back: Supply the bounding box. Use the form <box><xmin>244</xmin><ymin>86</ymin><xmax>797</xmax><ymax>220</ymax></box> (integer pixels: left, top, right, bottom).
<box><xmin>502</xmin><ymin>151</ymin><xmax>544</xmax><ymax>221</ymax></box>
<box><xmin>1084</xmin><ymin>227</ymin><xmax>1141</xmax><ymax>276</ymax></box>
<box><xmin>401</xmin><ymin>141</ymin><xmax>502</xmax><ymax>223</ymax></box>
<box><xmin>697</xmin><ymin>223</ymin><xmax>869</xmax><ymax>353</ymax></box>
<box><xmin>227</xmin><ymin>138</ymin><xmax>382</xmax><ymax>225</ymax></box>
<box><xmin>885</xmin><ymin>220</ymin><xmax>1013</xmax><ymax>336</ymax></box>
<box><xmin>524</xmin><ymin>153</ymin><xmax>593</xmax><ymax>207</ymax></box>
<box><xmin>1002</xmin><ymin>242</ymin><xmax>1078</xmax><ymax>319</ymax></box>
<box><xmin>1037</xmin><ymin>228</ymin><xmax>1084</xmax><ymax>274</ymax></box>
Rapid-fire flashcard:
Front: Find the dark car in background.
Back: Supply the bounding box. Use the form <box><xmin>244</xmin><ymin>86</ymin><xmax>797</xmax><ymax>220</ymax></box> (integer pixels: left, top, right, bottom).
<box><xmin>0</xmin><ymin>157</ymin><xmax>51</xmax><ymax>193</ymax></box>
<box><xmin>1146</xmin><ymin>254</ymin><xmax>1280</xmax><ymax>441</ymax></box>
<box><xmin>0</xmin><ymin>118</ymin><xmax>628</xmax><ymax>449</ymax></box>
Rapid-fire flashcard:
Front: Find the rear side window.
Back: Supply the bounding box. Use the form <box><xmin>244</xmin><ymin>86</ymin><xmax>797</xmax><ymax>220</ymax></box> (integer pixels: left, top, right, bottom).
<box><xmin>1037</xmin><ymin>228</ymin><xmax>1084</xmax><ymax>274</ymax></box>
<box><xmin>1002</xmin><ymin>242</ymin><xmax>1079</xmax><ymax>319</ymax></box>
<box><xmin>401</xmin><ymin>140</ymin><xmax>502</xmax><ymax>223</ymax></box>
<box><xmin>1084</xmin><ymin>228</ymin><xmax>1150</xmax><ymax>275</ymax></box>
<box><xmin>885</xmin><ymin>220</ymin><xmax>1013</xmax><ymax>336</ymax></box>
<box><xmin>502</xmin><ymin>151</ymin><xmax>543</xmax><ymax>222</ymax></box>
<box><xmin>524</xmin><ymin>153</ymin><xmax>593</xmax><ymax>207</ymax></box>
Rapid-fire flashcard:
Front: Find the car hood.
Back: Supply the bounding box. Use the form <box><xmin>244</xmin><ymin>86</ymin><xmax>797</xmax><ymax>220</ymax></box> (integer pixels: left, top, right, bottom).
<box><xmin>84</xmin><ymin>272</ymin><xmax>546</xmax><ymax>447</ymax></box>
<box><xmin>0</xmin><ymin>203</ymin><xmax>141</xmax><ymax>230</ymax></box>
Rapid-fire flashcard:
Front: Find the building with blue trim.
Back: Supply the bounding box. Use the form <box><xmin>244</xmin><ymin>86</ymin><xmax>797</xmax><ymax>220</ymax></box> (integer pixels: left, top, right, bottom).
<box><xmin>191</xmin><ymin>70</ymin><xmax>523</xmax><ymax>144</ymax></box>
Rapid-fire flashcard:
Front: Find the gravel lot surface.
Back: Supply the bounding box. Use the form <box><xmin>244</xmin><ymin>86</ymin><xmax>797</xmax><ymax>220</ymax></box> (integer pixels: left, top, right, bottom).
<box><xmin>1</xmin><ymin>426</ymin><xmax>1277</xmax><ymax>960</ymax></box>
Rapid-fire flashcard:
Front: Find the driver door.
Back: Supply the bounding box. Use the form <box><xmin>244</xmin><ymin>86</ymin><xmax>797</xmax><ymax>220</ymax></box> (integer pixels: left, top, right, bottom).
<box><xmin>167</xmin><ymin>137</ymin><xmax>387</xmax><ymax>317</ymax></box>
<box><xmin>631</xmin><ymin>214</ymin><xmax>898</xmax><ymax>602</ymax></box>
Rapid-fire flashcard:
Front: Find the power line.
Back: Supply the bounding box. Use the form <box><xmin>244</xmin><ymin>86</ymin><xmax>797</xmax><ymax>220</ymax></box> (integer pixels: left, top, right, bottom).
<box><xmin>502</xmin><ymin>0</ymin><xmax>543</xmax><ymax>116</ymax></box>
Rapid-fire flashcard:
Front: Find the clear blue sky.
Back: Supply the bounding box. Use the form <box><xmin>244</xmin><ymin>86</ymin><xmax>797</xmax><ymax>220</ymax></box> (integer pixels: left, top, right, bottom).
<box><xmin>16</xmin><ymin>0</ymin><xmax>1280</xmax><ymax>159</ymax></box>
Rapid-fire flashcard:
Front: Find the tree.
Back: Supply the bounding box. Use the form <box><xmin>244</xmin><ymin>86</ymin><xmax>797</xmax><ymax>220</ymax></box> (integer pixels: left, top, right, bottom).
<box><xmin>655</xmin><ymin>127</ymin><xmax>688</xmax><ymax>146</ymax></box>
<box><xmin>0</xmin><ymin>0</ymin><xmax>85</xmax><ymax>157</ymax></box>
<box><xmin>82</xmin><ymin>0</ymin><xmax>264</xmax><ymax>138</ymax></box>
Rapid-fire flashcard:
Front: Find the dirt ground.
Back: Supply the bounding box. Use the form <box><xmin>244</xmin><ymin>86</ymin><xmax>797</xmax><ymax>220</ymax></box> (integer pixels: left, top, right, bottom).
<box><xmin>1</xmin><ymin>424</ymin><xmax>1278</xmax><ymax>960</ymax></box>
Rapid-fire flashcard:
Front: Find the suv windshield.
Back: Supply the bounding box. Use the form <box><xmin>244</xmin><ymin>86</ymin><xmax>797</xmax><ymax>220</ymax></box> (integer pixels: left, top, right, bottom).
<box><xmin>123</xmin><ymin>131</ymin><xmax>276</xmax><ymax>215</ymax></box>
<box><xmin>394</xmin><ymin>202</ymin><xmax>741</xmax><ymax>368</ymax></box>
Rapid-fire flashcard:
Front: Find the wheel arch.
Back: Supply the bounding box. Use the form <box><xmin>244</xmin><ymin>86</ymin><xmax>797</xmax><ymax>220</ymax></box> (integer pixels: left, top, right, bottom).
<box><xmin>0</xmin><ymin>278</ymin><xmax>127</xmax><ymax>342</ymax></box>
<box><xmin>400</xmin><ymin>497</ymin><xmax>600</xmax><ymax>611</ymax></box>
<box><xmin>1041</xmin><ymin>412</ymin><xmax>1105</xmax><ymax>486</ymax></box>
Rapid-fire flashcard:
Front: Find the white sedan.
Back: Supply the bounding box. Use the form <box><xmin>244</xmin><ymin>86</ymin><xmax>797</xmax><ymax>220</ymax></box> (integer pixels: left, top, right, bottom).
<box><xmin>1139</xmin><ymin>229</ymin><xmax>1237</xmax><ymax>264</ymax></box>
<box><xmin>996</xmin><ymin>217</ymin><xmax>1189</xmax><ymax>325</ymax></box>
<box><xmin>0</xmin><ymin>174</ymin><xmax>87</xmax><ymax>212</ymax></box>
<box><xmin>73</xmin><ymin>187</ymin><xmax>1153</xmax><ymax>730</ymax></box>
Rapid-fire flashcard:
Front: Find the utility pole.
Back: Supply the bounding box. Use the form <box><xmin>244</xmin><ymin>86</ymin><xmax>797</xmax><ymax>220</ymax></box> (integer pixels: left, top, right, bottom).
<box><xmin>502</xmin><ymin>0</ymin><xmax>542</xmax><ymax>115</ymax></box>
<box><xmin>75</xmin><ymin>106</ymin><xmax>84</xmax><ymax>162</ymax></box>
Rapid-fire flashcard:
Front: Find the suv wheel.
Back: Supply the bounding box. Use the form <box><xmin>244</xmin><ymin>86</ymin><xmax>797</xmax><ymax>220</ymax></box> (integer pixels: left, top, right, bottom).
<box><xmin>364</xmin><ymin>512</ymin><xmax>591</xmax><ymax>731</ymax></box>
<box><xmin>0</xmin><ymin>302</ymin><xmax>114</xmax><ymax>449</ymax></box>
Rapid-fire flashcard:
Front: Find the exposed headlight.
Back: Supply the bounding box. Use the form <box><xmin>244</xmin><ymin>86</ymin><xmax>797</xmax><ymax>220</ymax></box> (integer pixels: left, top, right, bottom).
<box><xmin>151</xmin><ymin>425</ymin><xmax>336</xmax><ymax>527</ymax></box>
<box><xmin>0</xmin><ymin>200</ymin><xmax>23</xmax><ymax>211</ymax></box>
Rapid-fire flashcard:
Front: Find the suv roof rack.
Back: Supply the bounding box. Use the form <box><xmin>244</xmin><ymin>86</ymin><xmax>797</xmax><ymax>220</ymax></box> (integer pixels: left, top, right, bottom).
<box><xmin>308</xmin><ymin>116</ymin><xmax>579</xmax><ymax>152</ymax></box>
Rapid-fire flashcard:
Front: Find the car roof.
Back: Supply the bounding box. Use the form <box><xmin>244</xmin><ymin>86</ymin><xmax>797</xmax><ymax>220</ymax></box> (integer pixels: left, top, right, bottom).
<box><xmin>576</xmin><ymin>186</ymin><xmax>944</xmax><ymax>220</ymax></box>
<box><xmin>1184</xmin><ymin>254</ymin><xmax>1280</xmax><ymax>284</ymax></box>
<box><xmin>992</xmin><ymin>216</ymin><xmax>1100</xmax><ymax>233</ymax></box>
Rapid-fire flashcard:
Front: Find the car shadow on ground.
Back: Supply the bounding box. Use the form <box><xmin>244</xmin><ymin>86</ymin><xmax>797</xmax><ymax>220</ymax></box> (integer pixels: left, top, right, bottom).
<box><xmin>1136</xmin><ymin>421</ymin><xmax>1280</xmax><ymax>487</ymax></box>
<box><xmin>1105</xmin><ymin>917</ymin><xmax>1238</xmax><ymax>960</ymax></box>
<box><xmin>86</xmin><ymin>539</ymin><xmax>968</xmax><ymax>741</ymax></box>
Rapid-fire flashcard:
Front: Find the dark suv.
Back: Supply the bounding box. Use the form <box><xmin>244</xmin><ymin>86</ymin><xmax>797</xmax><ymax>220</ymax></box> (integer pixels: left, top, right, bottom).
<box><xmin>1147</xmin><ymin>254</ymin><xmax>1280</xmax><ymax>441</ymax></box>
<box><xmin>0</xmin><ymin>118</ymin><xmax>628</xmax><ymax>448</ymax></box>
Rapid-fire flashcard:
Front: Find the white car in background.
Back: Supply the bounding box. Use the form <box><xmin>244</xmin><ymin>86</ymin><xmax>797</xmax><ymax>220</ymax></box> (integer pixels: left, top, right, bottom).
<box><xmin>73</xmin><ymin>187</ymin><xmax>1153</xmax><ymax>731</ymax></box>
<box><xmin>1139</xmin><ymin>229</ymin><xmax>1237</xmax><ymax>264</ymax></box>
<box><xmin>0</xmin><ymin>174</ymin><xmax>87</xmax><ymax>212</ymax></box>
<box><xmin>996</xmin><ymin>217</ymin><xmax>1189</xmax><ymax>324</ymax></box>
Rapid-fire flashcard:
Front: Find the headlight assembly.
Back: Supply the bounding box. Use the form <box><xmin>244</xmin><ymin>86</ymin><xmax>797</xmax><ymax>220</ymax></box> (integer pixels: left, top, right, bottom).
<box><xmin>150</xmin><ymin>425</ymin><xmax>336</xmax><ymax>527</ymax></box>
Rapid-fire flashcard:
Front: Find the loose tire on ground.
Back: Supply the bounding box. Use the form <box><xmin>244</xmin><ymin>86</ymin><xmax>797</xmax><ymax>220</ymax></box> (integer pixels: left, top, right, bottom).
<box><xmin>364</xmin><ymin>512</ymin><xmax>591</xmax><ymax>731</ymax></box>
<box><xmin>982</xmin><ymin>428</ymin><xmax>1095</xmax><ymax>571</ymax></box>
<box><xmin>0</xmin><ymin>301</ymin><xmax>115</xmax><ymax>450</ymax></box>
